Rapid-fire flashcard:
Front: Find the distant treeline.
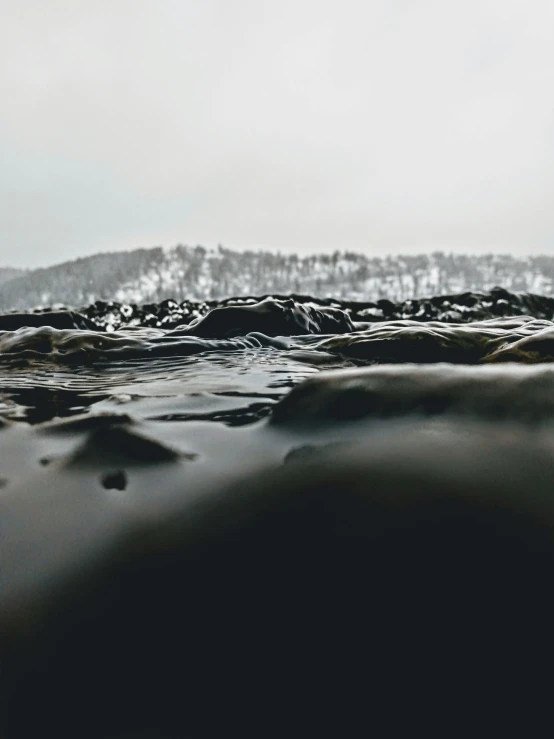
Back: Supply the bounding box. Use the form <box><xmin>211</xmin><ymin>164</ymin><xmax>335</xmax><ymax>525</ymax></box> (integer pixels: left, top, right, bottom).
<box><xmin>2</xmin><ymin>245</ymin><xmax>554</xmax><ymax>310</ymax></box>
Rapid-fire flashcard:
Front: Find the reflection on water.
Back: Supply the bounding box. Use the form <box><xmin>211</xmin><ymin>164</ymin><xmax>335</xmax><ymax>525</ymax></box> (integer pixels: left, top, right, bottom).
<box><xmin>0</xmin><ymin>348</ymin><xmax>345</xmax><ymax>425</ymax></box>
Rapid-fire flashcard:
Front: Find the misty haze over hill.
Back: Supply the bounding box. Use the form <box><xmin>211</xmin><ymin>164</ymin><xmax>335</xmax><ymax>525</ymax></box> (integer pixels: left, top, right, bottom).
<box><xmin>2</xmin><ymin>245</ymin><xmax>554</xmax><ymax>311</ymax></box>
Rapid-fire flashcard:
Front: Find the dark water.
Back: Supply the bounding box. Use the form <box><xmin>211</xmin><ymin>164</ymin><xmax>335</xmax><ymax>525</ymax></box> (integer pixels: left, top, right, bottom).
<box><xmin>0</xmin><ymin>350</ymin><xmax>331</xmax><ymax>424</ymax></box>
<box><xmin>2</xmin><ymin>292</ymin><xmax>554</xmax><ymax>425</ymax></box>
<box><xmin>4</xmin><ymin>290</ymin><xmax>554</xmax><ymax>737</ymax></box>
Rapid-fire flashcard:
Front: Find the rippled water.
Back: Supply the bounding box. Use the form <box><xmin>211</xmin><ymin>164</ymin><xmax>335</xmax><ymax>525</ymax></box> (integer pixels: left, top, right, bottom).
<box><xmin>3</xmin><ymin>306</ymin><xmax>554</xmax><ymax>426</ymax></box>
<box><xmin>6</xmin><ymin>293</ymin><xmax>554</xmax><ymax>739</ymax></box>
<box><xmin>0</xmin><ymin>347</ymin><xmax>352</xmax><ymax>424</ymax></box>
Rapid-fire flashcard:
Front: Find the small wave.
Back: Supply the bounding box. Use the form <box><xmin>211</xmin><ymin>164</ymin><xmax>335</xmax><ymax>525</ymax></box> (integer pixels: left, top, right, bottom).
<box><xmin>317</xmin><ymin>316</ymin><xmax>554</xmax><ymax>364</ymax></box>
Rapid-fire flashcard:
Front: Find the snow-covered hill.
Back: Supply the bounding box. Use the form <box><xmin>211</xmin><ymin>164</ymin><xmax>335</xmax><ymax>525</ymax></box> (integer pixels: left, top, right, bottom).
<box><xmin>1</xmin><ymin>245</ymin><xmax>554</xmax><ymax>311</ymax></box>
<box><xmin>0</xmin><ymin>267</ymin><xmax>26</xmax><ymax>288</ymax></box>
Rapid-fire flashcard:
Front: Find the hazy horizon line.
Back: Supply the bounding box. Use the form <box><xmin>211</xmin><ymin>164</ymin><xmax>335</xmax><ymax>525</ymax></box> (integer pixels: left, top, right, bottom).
<box><xmin>5</xmin><ymin>243</ymin><xmax>554</xmax><ymax>272</ymax></box>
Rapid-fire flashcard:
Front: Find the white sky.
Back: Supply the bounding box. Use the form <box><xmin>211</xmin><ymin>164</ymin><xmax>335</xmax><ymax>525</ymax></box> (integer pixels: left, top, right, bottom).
<box><xmin>1</xmin><ymin>0</ymin><xmax>554</xmax><ymax>267</ymax></box>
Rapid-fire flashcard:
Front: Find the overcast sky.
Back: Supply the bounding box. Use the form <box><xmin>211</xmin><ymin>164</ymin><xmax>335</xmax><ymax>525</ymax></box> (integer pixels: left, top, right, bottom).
<box><xmin>1</xmin><ymin>0</ymin><xmax>554</xmax><ymax>267</ymax></box>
